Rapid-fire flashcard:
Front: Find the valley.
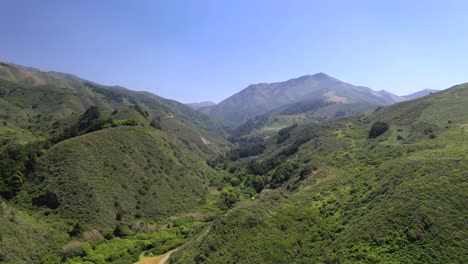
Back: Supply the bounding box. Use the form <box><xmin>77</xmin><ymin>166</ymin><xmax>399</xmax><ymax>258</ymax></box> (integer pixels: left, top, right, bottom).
<box><xmin>3</xmin><ymin>2</ymin><xmax>467</xmax><ymax>263</ymax></box>
<box><xmin>0</xmin><ymin>62</ymin><xmax>466</xmax><ymax>264</ymax></box>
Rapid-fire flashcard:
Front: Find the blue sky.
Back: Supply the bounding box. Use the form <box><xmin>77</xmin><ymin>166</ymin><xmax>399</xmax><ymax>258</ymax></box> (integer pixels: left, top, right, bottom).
<box><xmin>1</xmin><ymin>0</ymin><xmax>468</xmax><ymax>103</ymax></box>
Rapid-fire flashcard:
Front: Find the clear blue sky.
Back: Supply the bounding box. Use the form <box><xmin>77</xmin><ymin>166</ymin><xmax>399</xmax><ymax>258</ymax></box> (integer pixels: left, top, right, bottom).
<box><xmin>1</xmin><ymin>0</ymin><xmax>468</xmax><ymax>103</ymax></box>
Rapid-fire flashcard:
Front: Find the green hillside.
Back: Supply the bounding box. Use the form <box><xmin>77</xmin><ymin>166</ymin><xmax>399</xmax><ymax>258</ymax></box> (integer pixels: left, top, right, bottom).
<box><xmin>0</xmin><ymin>62</ymin><xmax>231</xmax><ymax>263</ymax></box>
<box><xmin>171</xmin><ymin>84</ymin><xmax>468</xmax><ymax>263</ymax></box>
<box><xmin>1</xmin><ymin>61</ymin><xmax>467</xmax><ymax>263</ymax></box>
<box><xmin>0</xmin><ymin>200</ymin><xmax>70</xmax><ymax>263</ymax></box>
<box><xmin>17</xmin><ymin>126</ymin><xmax>214</xmax><ymax>227</ymax></box>
<box><xmin>0</xmin><ymin>62</ymin><xmax>228</xmax><ymax>154</ymax></box>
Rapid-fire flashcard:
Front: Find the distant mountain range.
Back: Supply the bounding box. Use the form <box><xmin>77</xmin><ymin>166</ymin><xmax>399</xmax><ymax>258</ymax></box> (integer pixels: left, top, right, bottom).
<box><xmin>197</xmin><ymin>73</ymin><xmax>400</xmax><ymax>128</ymax></box>
<box><xmin>403</xmin><ymin>88</ymin><xmax>440</xmax><ymax>100</ymax></box>
<box><xmin>186</xmin><ymin>101</ymin><xmax>216</xmax><ymax>110</ymax></box>
<box><xmin>193</xmin><ymin>74</ymin><xmax>439</xmax><ymax>131</ymax></box>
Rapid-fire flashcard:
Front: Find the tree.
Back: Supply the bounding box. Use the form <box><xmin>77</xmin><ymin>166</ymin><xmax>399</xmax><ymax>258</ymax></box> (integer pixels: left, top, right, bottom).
<box><xmin>150</xmin><ymin>118</ymin><xmax>162</xmax><ymax>130</ymax></box>
<box><xmin>368</xmin><ymin>121</ymin><xmax>389</xmax><ymax>138</ymax></box>
<box><xmin>218</xmin><ymin>188</ymin><xmax>240</xmax><ymax>209</ymax></box>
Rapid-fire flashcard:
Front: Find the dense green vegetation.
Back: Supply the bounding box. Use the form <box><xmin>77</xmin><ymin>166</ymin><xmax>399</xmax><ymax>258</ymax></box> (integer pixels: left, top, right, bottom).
<box><xmin>1</xmin><ymin>62</ymin><xmax>467</xmax><ymax>263</ymax></box>
<box><xmin>0</xmin><ymin>62</ymin><xmax>231</xmax><ymax>263</ymax></box>
<box><xmin>18</xmin><ymin>126</ymin><xmax>214</xmax><ymax>227</ymax></box>
<box><xmin>172</xmin><ymin>84</ymin><xmax>468</xmax><ymax>263</ymax></box>
<box><xmin>63</xmin><ymin>217</ymin><xmax>208</xmax><ymax>264</ymax></box>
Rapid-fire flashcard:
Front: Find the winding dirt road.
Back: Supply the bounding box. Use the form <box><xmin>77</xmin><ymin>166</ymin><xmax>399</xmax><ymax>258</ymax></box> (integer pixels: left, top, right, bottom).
<box><xmin>136</xmin><ymin>248</ymin><xmax>177</xmax><ymax>264</ymax></box>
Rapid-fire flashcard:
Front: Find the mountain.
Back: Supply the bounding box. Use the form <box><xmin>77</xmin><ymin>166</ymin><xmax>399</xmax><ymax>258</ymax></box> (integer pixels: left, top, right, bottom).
<box><xmin>0</xmin><ymin>61</ymin><xmax>231</xmax><ymax>262</ymax></box>
<box><xmin>171</xmin><ymin>83</ymin><xmax>468</xmax><ymax>263</ymax></box>
<box><xmin>376</xmin><ymin>89</ymin><xmax>408</xmax><ymax>103</ymax></box>
<box><xmin>403</xmin><ymin>88</ymin><xmax>440</xmax><ymax>100</ymax></box>
<box><xmin>0</xmin><ymin>61</ymin><xmax>228</xmax><ymax>154</ymax></box>
<box><xmin>186</xmin><ymin>101</ymin><xmax>216</xmax><ymax>110</ymax></box>
<box><xmin>1</xmin><ymin>60</ymin><xmax>466</xmax><ymax>263</ymax></box>
<box><xmin>201</xmin><ymin>73</ymin><xmax>405</xmax><ymax>128</ymax></box>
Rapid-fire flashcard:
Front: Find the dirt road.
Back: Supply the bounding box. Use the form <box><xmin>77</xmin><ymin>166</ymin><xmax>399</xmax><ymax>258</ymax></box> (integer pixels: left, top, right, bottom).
<box><xmin>136</xmin><ymin>248</ymin><xmax>177</xmax><ymax>264</ymax></box>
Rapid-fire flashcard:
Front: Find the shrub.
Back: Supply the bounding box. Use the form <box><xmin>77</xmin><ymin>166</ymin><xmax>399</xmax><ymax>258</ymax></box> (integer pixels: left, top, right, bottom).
<box><xmin>103</xmin><ymin>119</ymin><xmax>139</xmax><ymax>128</ymax></box>
<box><xmin>113</xmin><ymin>224</ymin><xmax>131</xmax><ymax>237</ymax></box>
<box><xmin>218</xmin><ymin>188</ymin><xmax>240</xmax><ymax>209</ymax></box>
<box><xmin>62</xmin><ymin>241</ymin><xmax>91</xmax><ymax>259</ymax></box>
<box><xmin>226</xmin><ymin>143</ymin><xmax>266</xmax><ymax>161</ymax></box>
<box><xmin>82</xmin><ymin>229</ymin><xmax>105</xmax><ymax>242</ymax></box>
<box><xmin>368</xmin><ymin>121</ymin><xmax>389</xmax><ymax>138</ymax></box>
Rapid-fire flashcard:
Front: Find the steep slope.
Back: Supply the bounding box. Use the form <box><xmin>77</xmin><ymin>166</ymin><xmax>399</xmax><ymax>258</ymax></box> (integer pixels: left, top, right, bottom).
<box><xmin>17</xmin><ymin>126</ymin><xmax>215</xmax><ymax>227</ymax></box>
<box><xmin>0</xmin><ymin>61</ymin><xmax>228</xmax><ymax>155</ymax></box>
<box><xmin>171</xmin><ymin>83</ymin><xmax>468</xmax><ymax>263</ymax></box>
<box><xmin>0</xmin><ymin>62</ymin><xmax>231</xmax><ymax>262</ymax></box>
<box><xmin>0</xmin><ymin>200</ymin><xmax>68</xmax><ymax>263</ymax></box>
<box><xmin>403</xmin><ymin>88</ymin><xmax>440</xmax><ymax>100</ymax></box>
<box><xmin>201</xmin><ymin>73</ymin><xmax>405</xmax><ymax>127</ymax></box>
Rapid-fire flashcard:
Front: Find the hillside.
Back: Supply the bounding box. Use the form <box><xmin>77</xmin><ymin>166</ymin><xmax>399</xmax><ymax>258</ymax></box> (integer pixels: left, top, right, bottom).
<box><xmin>0</xmin><ymin>62</ymin><xmax>231</xmax><ymax>263</ymax></box>
<box><xmin>0</xmin><ymin>62</ymin><xmax>228</xmax><ymax>154</ymax></box>
<box><xmin>1</xmin><ymin>61</ymin><xmax>466</xmax><ymax>263</ymax></box>
<box><xmin>17</xmin><ymin>126</ymin><xmax>215</xmax><ymax>227</ymax></box>
<box><xmin>201</xmin><ymin>73</ymin><xmax>406</xmax><ymax>128</ymax></box>
<box><xmin>171</xmin><ymin>83</ymin><xmax>468</xmax><ymax>263</ymax></box>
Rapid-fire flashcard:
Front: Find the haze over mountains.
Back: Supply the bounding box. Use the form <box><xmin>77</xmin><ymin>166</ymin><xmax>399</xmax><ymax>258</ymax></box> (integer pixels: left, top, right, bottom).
<box><xmin>194</xmin><ymin>73</ymin><xmax>436</xmax><ymax>128</ymax></box>
<box><xmin>403</xmin><ymin>88</ymin><xmax>440</xmax><ymax>100</ymax></box>
<box><xmin>186</xmin><ymin>101</ymin><xmax>216</xmax><ymax>110</ymax></box>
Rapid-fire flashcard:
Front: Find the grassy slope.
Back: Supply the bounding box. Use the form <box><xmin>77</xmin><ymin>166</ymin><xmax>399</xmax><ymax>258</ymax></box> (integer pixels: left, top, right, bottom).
<box><xmin>171</xmin><ymin>85</ymin><xmax>468</xmax><ymax>263</ymax></box>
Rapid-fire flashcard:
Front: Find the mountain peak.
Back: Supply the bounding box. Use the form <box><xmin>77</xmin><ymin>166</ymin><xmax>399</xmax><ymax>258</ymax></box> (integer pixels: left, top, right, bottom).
<box><xmin>314</xmin><ymin>72</ymin><xmax>329</xmax><ymax>77</ymax></box>
<box><xmin>301</xmin><ymin>72</ymin><xmax>333</xmax><ymax>79</ymax></box>
<box><xmin>201</xmin><ymin>73</ymin><xmax>403</xmax><ymax>127</ymax></box>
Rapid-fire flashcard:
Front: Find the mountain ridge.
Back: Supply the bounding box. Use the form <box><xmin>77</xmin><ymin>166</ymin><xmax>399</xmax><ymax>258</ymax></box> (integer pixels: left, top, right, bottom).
<box><xmin>403</xmin><ymin>88</ymin><xmax>440</xmax><ymax>100</ymax></box>
<box><xmin>200</xmin><ymin>73</ymin><xmax>405</xmax><ymax>127</ymax></box>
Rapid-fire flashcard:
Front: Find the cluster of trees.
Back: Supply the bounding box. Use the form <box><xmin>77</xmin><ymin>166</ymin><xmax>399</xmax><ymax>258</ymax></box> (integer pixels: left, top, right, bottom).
<box><xmin>0</xmin><ymin>141</ymin><xmax>47</xmax><ymax>199</ymax></box>
<box><xmin>276</xmin><ymin>124</ymin><xmax>298</xmax><ymax>144</ymax></box>
<box><xmin>226</xmin><ymin>143</ymin><xmax>266</xmax><ymax>161</ymax></box>
<box><xmin>368</xmin><ymin>121</ymin><xmax>389</xmax><ymax>138</ymax></box>
<box><xmin>52</xmin><ymin>106</ymin><xmax>105</xmax><ymax>143</ymax></box>
<box><xmin>133</xmin><ymin>104</ymin><xmax>149</xmax><ymax>118</ymax></box>
<box><xmin>53</xmin><ymin>106</ymin><xmax>142</xmax><ymax>143</ymax></box>
<box><xmin>150</xmin><ymin>117</ymin><xmax>162</xmax><ymax>130</ymax></box>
